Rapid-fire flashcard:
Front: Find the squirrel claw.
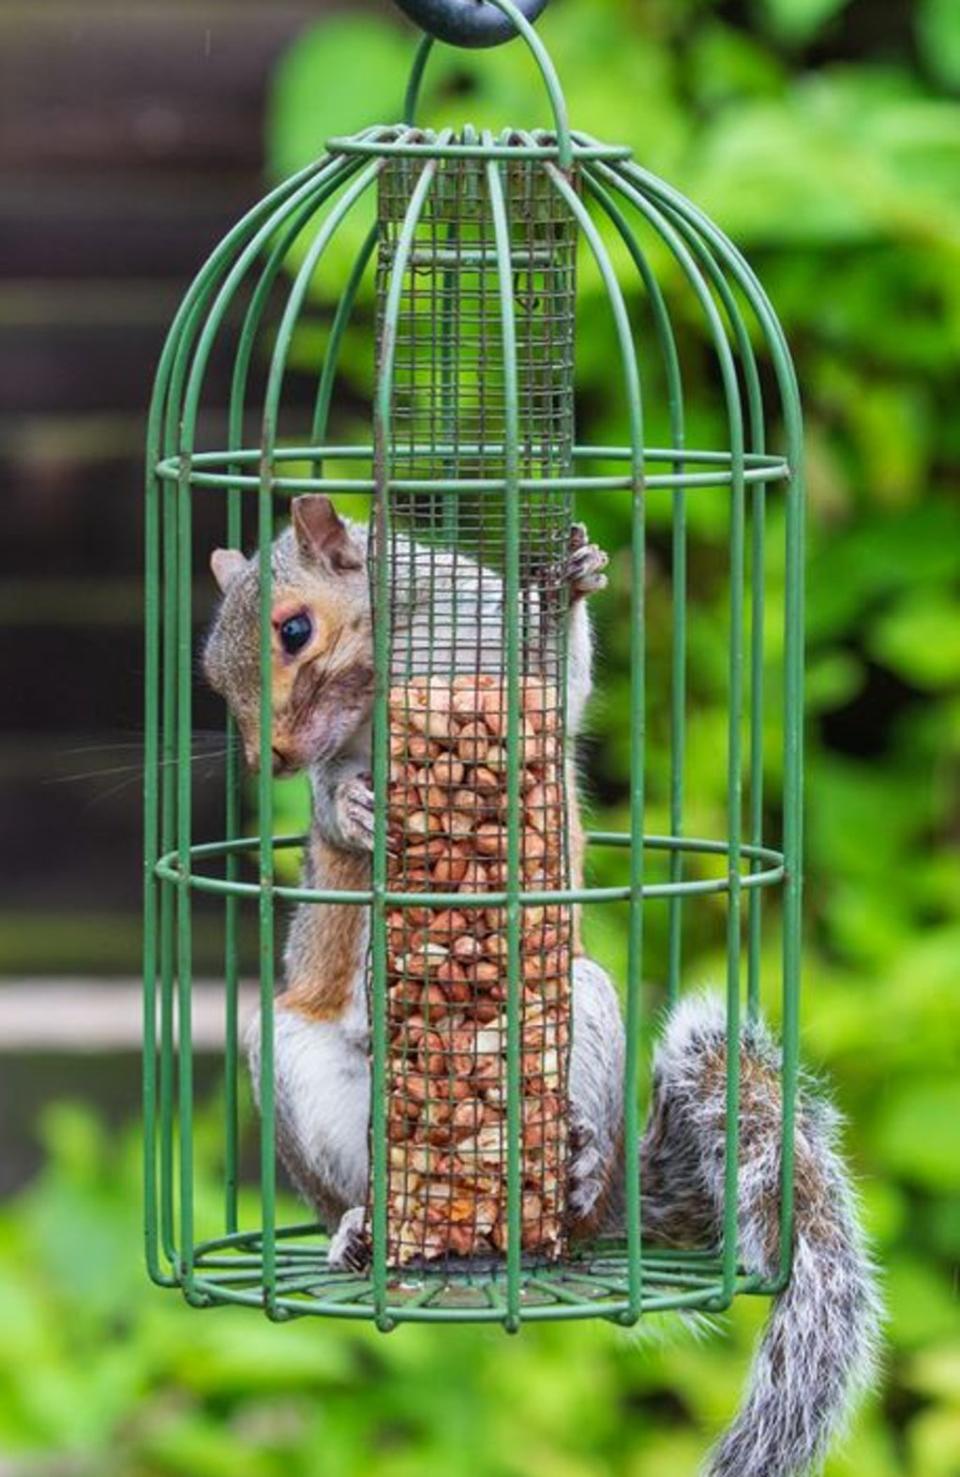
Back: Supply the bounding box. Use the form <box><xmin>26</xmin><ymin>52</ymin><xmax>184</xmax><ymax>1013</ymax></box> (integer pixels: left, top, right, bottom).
<box><xmin>566</xmin><ymin>523</ymin><xmax>609</xmax><ymax>599</ymax></box>
<box><xmin>328</xmin><ymin>1206</ymin><xmax>371</xmax><ymax>1273</ymax></box>
<box><xmin>336</xmin><ymin>774</ymin><xmax>375</xmax><ymax>854</ymax></box>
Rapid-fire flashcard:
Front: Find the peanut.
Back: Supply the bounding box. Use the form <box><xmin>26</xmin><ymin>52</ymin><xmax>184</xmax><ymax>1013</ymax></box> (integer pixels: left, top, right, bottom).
<box><xmin>430</xmin><ymin>754</ymin><xmax>465</xmax><ymax>788</ymax></box>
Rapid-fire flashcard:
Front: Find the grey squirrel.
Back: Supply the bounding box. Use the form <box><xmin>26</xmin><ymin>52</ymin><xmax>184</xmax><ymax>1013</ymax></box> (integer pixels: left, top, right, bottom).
<box><xmin>204</xmin><ymin>494</ymin><xmax>880</xmax><ymax>1477</ymax></box>
<box><xmin>204</xmin><ymin>495</ymin><xmax>623</xmax><ymax>1250</ymax></box>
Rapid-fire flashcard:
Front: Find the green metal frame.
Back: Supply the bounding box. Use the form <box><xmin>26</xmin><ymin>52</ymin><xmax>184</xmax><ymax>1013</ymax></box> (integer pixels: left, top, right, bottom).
<box><xmin>143</xmin><ymin>6</ymin><xmax>804</xmax><ymax>1330</ymax></box>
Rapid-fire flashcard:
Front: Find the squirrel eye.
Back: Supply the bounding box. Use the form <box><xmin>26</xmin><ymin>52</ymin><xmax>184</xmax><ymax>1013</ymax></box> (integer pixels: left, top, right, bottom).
<box><xmin>278</xmin><ymin>612</ymin><xmax>313</xmax><ymax>655</ymax></box>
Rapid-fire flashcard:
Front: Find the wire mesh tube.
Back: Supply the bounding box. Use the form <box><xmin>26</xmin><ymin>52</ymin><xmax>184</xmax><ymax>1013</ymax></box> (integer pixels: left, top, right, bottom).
<box><xmin>368</xmin><ymin>153</ymin><xmax>579</xmax><ymax>1270</ymax></box>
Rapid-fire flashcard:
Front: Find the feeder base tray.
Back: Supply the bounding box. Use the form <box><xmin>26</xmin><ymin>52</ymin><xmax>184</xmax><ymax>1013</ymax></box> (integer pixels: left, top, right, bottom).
<box><xmin>182</xmin><ymin>1226</ymin><xmax>772</xmax><ymax>1327</ymax></box>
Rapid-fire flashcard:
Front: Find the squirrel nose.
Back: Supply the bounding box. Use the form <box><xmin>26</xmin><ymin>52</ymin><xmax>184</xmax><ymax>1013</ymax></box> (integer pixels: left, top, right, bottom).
<box><xmin>271</xmin><ymin>746</ymin><xmax>289</xmax><ymax>776</ymax></box>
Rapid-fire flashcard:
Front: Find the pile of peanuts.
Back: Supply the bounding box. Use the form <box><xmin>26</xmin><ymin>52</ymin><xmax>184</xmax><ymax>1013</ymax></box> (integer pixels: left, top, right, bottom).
<box><xmin>376</xmin><ymin>673</ymin><xmax>572</xmax><ymax>1268</ymax></box>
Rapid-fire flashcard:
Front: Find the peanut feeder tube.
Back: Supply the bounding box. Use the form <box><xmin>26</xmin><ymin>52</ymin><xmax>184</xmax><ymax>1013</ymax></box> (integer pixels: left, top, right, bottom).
<box><xmin>368</xmin><ymin>131</ymin><xmax>580</xmax><ymax>1295</ymax></box>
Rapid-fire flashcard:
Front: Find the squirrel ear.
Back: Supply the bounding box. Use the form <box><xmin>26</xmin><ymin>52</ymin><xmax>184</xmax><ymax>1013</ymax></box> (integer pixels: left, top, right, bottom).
<box><xmin>210</xmin><ymin>548</ymin><xmax>247</xmax><ymax>593</ymax></box>
<box><xmin>292</xmin><ymin>495</ymin><xmax>363</xmax><ymax>574</ymax></box>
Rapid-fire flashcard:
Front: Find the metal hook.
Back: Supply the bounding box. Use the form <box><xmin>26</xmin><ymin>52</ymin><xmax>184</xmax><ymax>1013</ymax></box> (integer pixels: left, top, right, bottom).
<box><xmin>392</xmin><ymin>0</ymin><xmax>549</xmax><ymax>50</ymax></box>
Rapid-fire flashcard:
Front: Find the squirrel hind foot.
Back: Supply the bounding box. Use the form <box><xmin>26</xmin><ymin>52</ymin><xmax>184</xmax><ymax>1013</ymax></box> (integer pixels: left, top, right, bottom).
<box><xmin>327</xmin><ymin>1206</ymin><xmax>371</xmax><ymax>1274</ymax></box>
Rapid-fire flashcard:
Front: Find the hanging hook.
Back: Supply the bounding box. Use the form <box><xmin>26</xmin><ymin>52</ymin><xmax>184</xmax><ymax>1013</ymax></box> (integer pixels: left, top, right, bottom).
<box><xmin>392</xmin><ymin>0</ymin><xmax>549</xmax><ymax>50</ymax></box>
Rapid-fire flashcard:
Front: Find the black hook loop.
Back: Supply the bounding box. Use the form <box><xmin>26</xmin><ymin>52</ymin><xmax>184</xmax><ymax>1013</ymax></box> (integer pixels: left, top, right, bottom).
<box><xmin>392</xmin><ymin>0</ymin><xmax>549</xmax><ymax>50</ymax></box>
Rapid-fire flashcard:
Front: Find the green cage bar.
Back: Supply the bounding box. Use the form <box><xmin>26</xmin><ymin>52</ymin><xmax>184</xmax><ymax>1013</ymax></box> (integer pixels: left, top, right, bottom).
<box><xmin>142</xmin><ymin>11</ymin><xmax>804</xmax><ymax>1328</ymax></box>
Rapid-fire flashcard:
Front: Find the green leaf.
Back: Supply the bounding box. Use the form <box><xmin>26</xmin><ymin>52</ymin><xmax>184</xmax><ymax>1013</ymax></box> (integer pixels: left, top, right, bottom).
<box><xmin>872</xmin><ymin>1079</ymin><xmax>960</xmax><ymax>1190</ymax></box>
<box><xmin>868</xmin><ymin>592</ymin><xmax>960</xmax><ymax>691</ymax></box>
<box><xmin>760</xmin><ymin>0</ymin><xmax>853</xmax><ymax>46</ymax></box>
<box><xmin>907</xmin><ymin>1407</ymin><xmax>960</xmax><ymax>1477</ymax></box>
<box><xmin>884</xmin><ymin>1256</ymin><xmax>960</xmax><ymax>1349</ymax></box>
<box><xmin>806</xmin><ymin>650</ymin><xmax>865</xmax><ymax>713</ymax></box>
<box><xmin>917</xmin><ymin>0</ymin><xmax>960</xmax><ymax>90</ymax></box>
<box><xmin>267</xmin><ymin>16</ymin><xmax>410</xmax><ymax>178</ymax></box>
<box><xmin>904</xmin><ymin>1344</ymin><xmax>960</xmax><ymax>1403</ymax></box>
<box><xmin>927</xmin><ymin>1194</ymin><xmax>960</xmax><ymax>1259</ymax></box>
<box><xmin>688</xmin><ymin>22</ymin><xmax>787</xmax><ymax>108</ymax></box>
<box><xmin>806</xmin><ymin>501</ymin><xmax>960</xmax><ymax>642</ymax></box>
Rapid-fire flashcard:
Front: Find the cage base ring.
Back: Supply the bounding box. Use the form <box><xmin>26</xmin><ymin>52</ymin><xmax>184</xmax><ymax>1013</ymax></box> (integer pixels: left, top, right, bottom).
<box><xmin>176</xmin><ymin>1227</ymin><xmax>771</xmax><ymax>1326</ymax></box>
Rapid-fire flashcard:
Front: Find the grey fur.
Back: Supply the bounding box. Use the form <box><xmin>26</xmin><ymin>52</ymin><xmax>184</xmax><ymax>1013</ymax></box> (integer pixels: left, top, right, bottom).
<box><xmin>637</xmin><ymin>994</ymin><xmax>882</xmax><ymax>1477</ymax></box>
<box><xmin>567</xmin><ymin>956</ymin><xmax>625</xmax><ymax>1226</ymax></box>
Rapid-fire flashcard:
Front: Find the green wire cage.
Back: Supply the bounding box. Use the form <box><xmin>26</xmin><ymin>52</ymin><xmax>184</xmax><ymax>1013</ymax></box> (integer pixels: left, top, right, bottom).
<box><xmin>143</xmin><ymin>0</ymin><xmax>804</xmax><ymax>1331</ymax></box>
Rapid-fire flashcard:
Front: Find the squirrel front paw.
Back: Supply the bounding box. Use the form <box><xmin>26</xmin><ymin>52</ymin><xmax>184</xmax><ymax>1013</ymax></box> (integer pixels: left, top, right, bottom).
<box><xmin>334</xmin><ymin>773</ymin><xmax>375</xmax><ymax>853</ymax></box>
<box><xmin>566</xmin><ymin>523</ymin><xmax>609</xmax><ymax>600</ymax></box>
<box><xmin>328</xmin><ymin>1206</ymin><xmax>371</xmax><ymax>1272</ymax></box>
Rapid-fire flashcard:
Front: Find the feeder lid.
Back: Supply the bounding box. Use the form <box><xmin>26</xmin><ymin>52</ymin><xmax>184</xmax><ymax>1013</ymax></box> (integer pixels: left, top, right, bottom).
<box><xmin>393</xmin><ymin>0</ymin><xmax>549</xmax><ymax>50</ymax></box>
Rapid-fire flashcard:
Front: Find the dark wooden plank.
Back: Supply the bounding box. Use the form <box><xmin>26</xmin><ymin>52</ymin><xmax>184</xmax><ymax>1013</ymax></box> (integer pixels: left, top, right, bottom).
<box><xmin>0</xmin><ymin>176</ymin><xmax>260</xmax><ymax>279</ymax></box>
<box><xmin>0</xmin><ymin>2</ymin><xmax>326</xmax><ymax>173</ymax></box>
<box><xmin>0</xmin><ymin>739</ymin><xmax>229</xmax><ymax>905</ymax></box>
<box><xmin>1</xmin><ymin>451</ymin><xmax>248</xmax><ymax>579</ymax></box>
<box><xmin>0</xmin><ymin>623</ymin><xmax>174</xmax><ymax>732</ymax></box>
<box><xmin>0</xmin><ymin>322</ymin><xmax>176</xmax><ymax>414</ymax></box>
<box><xmin>0</xmin><ymin>457</ymin><xmax>144</xmax><ymax>578</ymax></box>
<box><xmin>0</xmin><ymin>315</ymin><xmax>326</xmax><ymax>414</ymax></box>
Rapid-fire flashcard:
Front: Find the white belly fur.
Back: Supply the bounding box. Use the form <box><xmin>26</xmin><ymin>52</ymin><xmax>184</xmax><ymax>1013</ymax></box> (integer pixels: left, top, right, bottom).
<box><xmin>245</xmin><ymin>1001</ymin><xmax>370</xmax><ymax>1219</ymax></box>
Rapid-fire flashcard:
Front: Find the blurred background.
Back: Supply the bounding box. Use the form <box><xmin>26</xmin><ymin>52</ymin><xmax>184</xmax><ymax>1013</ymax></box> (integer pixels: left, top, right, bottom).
<box><xmin>1</xmin><ymin>0</ymin><xmax>958</xmax><ymax>1472</ymax></box>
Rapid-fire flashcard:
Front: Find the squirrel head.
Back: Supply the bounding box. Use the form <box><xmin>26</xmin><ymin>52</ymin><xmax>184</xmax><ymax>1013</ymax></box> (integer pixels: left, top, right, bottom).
<box><xmin>203</xmin><ymin>495</ymin><xmax>374</xmax><ymax>776</ymax></box>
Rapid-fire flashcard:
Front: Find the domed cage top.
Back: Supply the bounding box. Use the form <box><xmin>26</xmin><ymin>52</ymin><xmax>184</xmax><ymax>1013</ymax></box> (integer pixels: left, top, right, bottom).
<box><xmin>143</xmin><ymin>0</ymin><xmax>804</xmax><ymax>1330</ymax></box>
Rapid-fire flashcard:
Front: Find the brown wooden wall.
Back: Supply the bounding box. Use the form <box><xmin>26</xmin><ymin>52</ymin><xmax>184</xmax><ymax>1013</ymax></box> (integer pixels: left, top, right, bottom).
<box><xmin>0</xmin><ymin>0</ymin><xmax>378</xmax><ymax>973</ymax></box>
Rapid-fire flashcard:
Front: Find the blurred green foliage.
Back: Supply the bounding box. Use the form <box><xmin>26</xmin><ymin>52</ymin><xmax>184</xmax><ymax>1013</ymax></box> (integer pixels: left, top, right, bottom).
<box><xmin>3</xmin><ymin>0</ymin><xmax>959</xmax><ymax>1473</ymax></box>
<box><xmin>0</xmin><ymin>1103</ymin><xmax>907</xmax><ymax>1476</ymax></box>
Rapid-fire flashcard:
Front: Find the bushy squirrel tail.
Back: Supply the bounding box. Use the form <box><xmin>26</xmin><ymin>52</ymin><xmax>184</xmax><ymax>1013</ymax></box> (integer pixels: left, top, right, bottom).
<box><xmin>640</xmin><ymin>994</ymin><xmax>882</xmax><ymax>1477</ymax></box>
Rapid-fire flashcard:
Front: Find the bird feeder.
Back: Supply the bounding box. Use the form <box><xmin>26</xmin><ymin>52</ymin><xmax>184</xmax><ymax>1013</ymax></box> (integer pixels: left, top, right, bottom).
<box><xmin>143</xmin><ymin>0</ymin><xmax>804</xmax><ymax>1330</ymax></box>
